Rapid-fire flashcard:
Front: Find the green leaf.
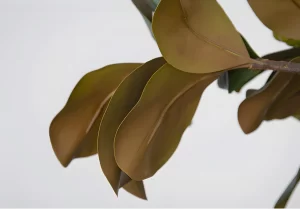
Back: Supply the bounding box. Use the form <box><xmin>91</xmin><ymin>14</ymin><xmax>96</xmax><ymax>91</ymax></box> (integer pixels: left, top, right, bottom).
<box><xmin>240</xmin><ymin>35</ymin><xmax>259</xmax><ymax>59</ymax></box>
<box><xmin>275</xmin><ymin>168</ymin><xmax>300</xmax><ymax>208</ymax></box>
<box><xmin>274</xmin><ymin>32</ymin><xmax>300</xmax><ymax>48</ymax></box>
<box><xmin>227</xmin><ymin>68</ymin><xmax>261</xmax><ymax>93</ymax></box>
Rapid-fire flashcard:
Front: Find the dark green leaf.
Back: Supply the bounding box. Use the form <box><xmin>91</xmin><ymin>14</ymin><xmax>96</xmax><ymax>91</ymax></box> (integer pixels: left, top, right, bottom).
<box><xmin>227</xmin><ymin>68</ymin><xmax>261</xmax><ymax>93</ymax></box>
<box><xmin>240</xmin><ymin>35</ymin><xmax>259</xmax><ymax>59</ymax></box>
<box><xmin>275</xmin><ymin>168</ymin><xmax>300</xmax><ymax>208</ymax></box>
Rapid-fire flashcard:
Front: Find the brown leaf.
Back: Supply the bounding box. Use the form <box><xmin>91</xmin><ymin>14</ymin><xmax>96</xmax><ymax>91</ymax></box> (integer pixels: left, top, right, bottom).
<box><xmin>114</xmin><ymin>64</ymin><xmax>219</xmax><ymax>181</ymax></box>
<box><xmin>74</xmin><ymin>101</ymin><xmax>110</xmax><ymax>158</ymax></box>
<box><xmin>98</xmin><ymin>58</ymin><xmax>166</xmax><ymax>194</ymax></box>
<box><xmin>123</xmin><ymin>180</ymin><xmax>147</xmax><ymax>200</ymax></box>
<box><xmin>152</xmin><ymin>0</ymin><xmax>249</xmax><ymax>74</ymax></box>
<box><xmin>239</xmin><ymin>56</ymin><xmax>300</xmax><ymax>134</ymax></box>
<box><xmin>248</xmin><ymin>0</ymin><xmax>300</xmax><ymax>40</ymax></box>
<box><xmin>49</xmin><ymin>63</ymin><xmax>141</xmax><ymax>167</ymax></box>
<box><xmin>266</xmin><ymin>90</ymin><xmax>300</xmax><ymax>120</ymax></box>
<box><xmin>238</xmin><ymin>72</ymin><xmax>294</xmax><ymax>134</ymax></box>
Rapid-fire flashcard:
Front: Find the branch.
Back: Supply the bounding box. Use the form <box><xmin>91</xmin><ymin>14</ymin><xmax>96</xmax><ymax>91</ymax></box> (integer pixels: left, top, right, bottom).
<box><xmin>250</xmin><ymin>59</ymin><xmax>300</xmax><ymax>73</ymax></box>
<box><xmin>263</xmin><ymin>48</ymin><xmax>300</xmax><ymax>61</ymax></box>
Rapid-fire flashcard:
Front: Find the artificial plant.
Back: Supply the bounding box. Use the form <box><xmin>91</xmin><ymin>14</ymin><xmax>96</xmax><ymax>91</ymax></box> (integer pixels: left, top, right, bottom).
<box><xmin>49</xmin><ymin>0</ymin><xmax>300</xmax><ymax>207</ymax></box>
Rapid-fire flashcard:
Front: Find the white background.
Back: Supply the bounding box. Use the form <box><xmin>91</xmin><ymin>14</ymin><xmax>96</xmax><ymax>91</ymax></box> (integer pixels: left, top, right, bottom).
<box><xmin>1</xmin><ymin>0</ymin><xmax>300</xmax><ymax>207</ymax></box>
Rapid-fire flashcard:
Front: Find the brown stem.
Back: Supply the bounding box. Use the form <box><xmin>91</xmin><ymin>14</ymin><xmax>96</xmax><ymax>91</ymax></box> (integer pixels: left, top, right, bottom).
<box><xmin>250</xmin><ymin>59</ymin><xmax>300</xmax><ymax>74</ymax></box>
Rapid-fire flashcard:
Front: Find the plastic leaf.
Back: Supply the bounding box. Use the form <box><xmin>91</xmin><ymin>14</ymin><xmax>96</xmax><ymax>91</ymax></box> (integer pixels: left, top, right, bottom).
<box><xmin>219</xmin><ymin>45</ymin><xmax>300</xmax><ymax>93</ymax></box>
<box><xmin>49</xmin><ymin>63</ymin><xmax>141</xmax><ymax>167</ymax></box>
<box><xmin>114</xmin><ymin>64</ymin><xmax>219</xmax><ymax>180</ymax></box>
<box><xmin>238</xmin><ymin>72</ymin><xmax>293</xmax><ymax>134</ymax></box>
<box><xmin>217</xmin><ymin>34</ymin><xmax>260</xmax><ymax>91</ymax></box>
<box><xmin>248</xmin><ymin>0</ymin><xmax>300</xmax><ymax>40</ymax></box>
<box><xmin>152</xmin><ymin>0</ymin><xmax>250</xmax><ymax>74</ymax></box>
<box><xmin>98</xmin><ymin>58</ymin><xmax>165</xmax><ymax>194</ymax></box>
<box><xmin>123</xmin><ymin>180</ymin><xmax>147</xmax><ymax>200</ymax></box>
<box><xmin>274</xmin><ymin>32</ymin><xmax>300</xmax><ymax>48</ymax></box>
<box><xmin>238</xmin><ymin>67</ymin><xmax>300</xmax><ymax>134</ymax></box>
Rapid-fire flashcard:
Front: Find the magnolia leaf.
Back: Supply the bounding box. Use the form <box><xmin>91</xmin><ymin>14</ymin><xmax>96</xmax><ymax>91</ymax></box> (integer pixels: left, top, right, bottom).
<box><xmin>238</xmin><ymin>72</ymin><xmax>293</xmax><ymax>134</ymax></box>
<box><xmin>274</xmin><ymin>168</ymin><xmax>300</xmax><ymax>208</ymax></box>
<box><xmin>219</xmin><ymin>47</ymin><xmax>300</xmax><ymax>93</ymax></box>
<box><xmin>240</xmin><ymin>57</ymin><xmax>300</xmax><ymax>129</ymax></box>
<box><xmin>152</xmin><ymin>0</ymin><xmax>250</xmax><ymax>74</ymax></box>
<box><xmin>241</xmin><ymin>69</ymin><xmax>300</xmax><ymax>131</ymax></box>
<box><xmin>123</xmin><ymin>180</ymin><xmax>147</xmax><ymax>200</ymax></box>
<box><xmin>240</xmin><ymin>35</ymin><xmax>259</xmax><ymax>59</ymax></box>
<box><xmin>267</xmin><ymin>92</ymin><xmax>300</xmax><ymax>120</ymax></box>
<box><xmin>226</xmin><ymin>35</ymin><xmax>261</xmax><ymax>92</ymax></box>
<box><xmin>114</xmin><ymin>64</ymin><xmax>219</xmax><ymax>180</ymax></box>
<box><xmin>294</xmin><ymin>114</ymin><xmax>300</xmax><ymax>120</ymax></box>
<box><xmin>218</xmin><ymin>34</ymin><xmax>260</xmax><ymax>91</ymax></box>
<box><xmin>265</xmin><ymin>73</ymin><xmax>300</xmax><ymax>121</ymax></box>
<box><xmin>49</xmin><ymin>63</ymin><xmax>141</xmax><ymax>167</ymax></box>
<box><xmin>266</xmin><ymin>71</ymin><xmax>276</xmax><ymax>84</ymax></box>
<box><xmin>245</xmin><ymin>89</ymin><xmax>256</xmax><ymax>98</ymax></box>
<box><xmin>248</xmin><ymin>0</ymin><xmax>300</xmax><ymax>40</ymax></box>
<box><xmin>227</xmin><ymin>69</ymin><xmax>261</xmax><ymax>93</ymax></box>
<box><xmin>152</xmin><ymin>0</ymin><xmax>160</xmax><ymax>6</ymax></box>
<box><xmin>98</xmin><ymin>58</ymin><xmax>165</xmax><ymax>194</ymax></box>
<box><xmin>238</xmin><ymin>70</ymin><xmax>300</xmax><ymax>134</ymax></box>
<box><xmin>274</xmin><ymin>32</ymin><xmax>300</xmax><ymax>48</ymax></box>
<box><xmin>74</xmin><ymin>101</ymin><xmax>109</xmax><ymax>158</ymax></box>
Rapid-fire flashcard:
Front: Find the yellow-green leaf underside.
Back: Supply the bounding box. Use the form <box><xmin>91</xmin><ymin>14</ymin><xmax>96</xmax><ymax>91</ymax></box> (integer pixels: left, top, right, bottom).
<box><xmin>114</xmin><ymin>64</ymin><xmax>219</xmax><ymax>181</ymax></box>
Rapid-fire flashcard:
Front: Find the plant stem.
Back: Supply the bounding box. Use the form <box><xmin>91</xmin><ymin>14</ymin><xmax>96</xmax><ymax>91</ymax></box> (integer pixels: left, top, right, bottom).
<box><xmin>262</xmin><ymin>48</ymin><xmax>300</xmax><ymax>61</ymax></box>
<box><xmin>250</xmin><ymin>59</ymin><xmax>300</xmax><ymax>73</ymax></box>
